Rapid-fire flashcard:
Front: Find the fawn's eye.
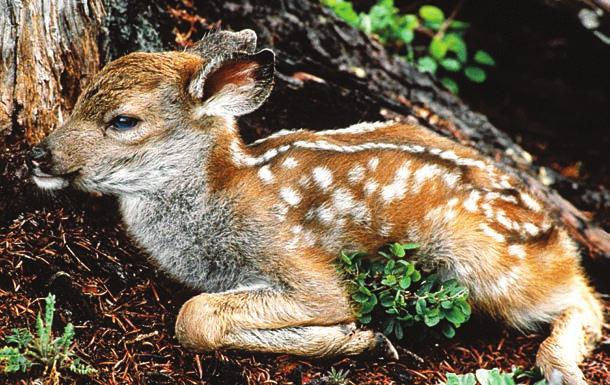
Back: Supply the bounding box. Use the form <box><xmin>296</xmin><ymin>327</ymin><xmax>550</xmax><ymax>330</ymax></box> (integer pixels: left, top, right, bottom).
<box><xmin>109</xmin><ymin>115</ymin><xmax>139</xmax><ymax>131</ymax></box>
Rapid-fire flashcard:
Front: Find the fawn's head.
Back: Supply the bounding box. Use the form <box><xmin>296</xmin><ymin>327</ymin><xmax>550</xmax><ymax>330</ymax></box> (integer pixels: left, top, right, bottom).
<box><xmin>29</xmin><ymin>29</ymin><xmax>274</xmax><ymax>194</ymax></box>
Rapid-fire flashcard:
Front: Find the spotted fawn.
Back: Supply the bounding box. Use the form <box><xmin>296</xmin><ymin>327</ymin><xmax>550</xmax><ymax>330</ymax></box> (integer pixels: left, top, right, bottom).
<box><xmin>28</xmin><ymin>30</ymin><xmax>602</xmax><ymax>385</ymax></box>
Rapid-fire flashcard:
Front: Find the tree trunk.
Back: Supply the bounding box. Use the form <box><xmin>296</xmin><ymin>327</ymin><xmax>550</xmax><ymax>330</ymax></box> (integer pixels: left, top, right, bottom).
<box><xmin>0</xmin><ymin>0</ymin><xmax>104</xmax><ymax>143</ymax></box>
<box><xmin>1</xmin><ymin>0</ymin><xmax>608</xmax><ymax>261</ymax></box>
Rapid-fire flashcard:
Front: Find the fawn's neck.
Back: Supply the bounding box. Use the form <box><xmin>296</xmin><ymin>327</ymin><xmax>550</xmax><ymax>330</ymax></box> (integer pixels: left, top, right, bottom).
<box><xmin>117</xmin><ymin>123</ymin><xmax>274</xmax><ymax>292</ymax></box>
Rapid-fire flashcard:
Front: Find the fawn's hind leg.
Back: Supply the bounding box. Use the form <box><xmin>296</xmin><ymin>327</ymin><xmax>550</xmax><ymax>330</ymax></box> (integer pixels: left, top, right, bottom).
<box><xmin>175</xmin><ymin>288</ymin><xmax>397</xmax><ymax>359</ymax></box>
<box><xmin>535</xmin><ymin>280</ymin><xmax>603</xmax><ymax>385</ymax></box>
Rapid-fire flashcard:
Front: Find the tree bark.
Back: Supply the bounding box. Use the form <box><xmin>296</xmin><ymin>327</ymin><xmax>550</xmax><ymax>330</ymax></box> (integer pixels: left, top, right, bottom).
<box><xmin>0</xmin><ymin>0</ymin><xmax>104</xmax><ymax>143</ymax></box>
<box><xmin>1</xmin><ymin>0</ymin><xmax>608</xmax><ymax>261</ymax></box>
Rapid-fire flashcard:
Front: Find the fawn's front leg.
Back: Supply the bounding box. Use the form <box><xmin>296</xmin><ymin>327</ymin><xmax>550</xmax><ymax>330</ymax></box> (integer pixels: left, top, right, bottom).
<box><xmin>174</xmin><ymin>263</ymin><xmax>398</xmax><ymax>359</ymax></box>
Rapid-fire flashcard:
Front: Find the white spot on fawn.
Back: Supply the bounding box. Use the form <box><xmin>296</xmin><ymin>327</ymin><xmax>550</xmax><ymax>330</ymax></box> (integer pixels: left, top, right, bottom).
<box><xmin>282</xmin><ymin>157</ymin><xmax>298</xmax><ymax>169</ymax></box>
<box><xmin>413</xmin><ymin>164</ymin><xmax>441</xmax><ymax>191</ymax></box>
<box><xmin>442</xmin><ymin>172</ymin><xmax>460</xmax><ymax>189</ymax></box>
<box><xmin>520</xmin><ymin>192</ymin><xmax>542</xmax><ymax>212</ymax></box>
<box><xmin>495</xmin><ymin>210</ymin><xmax>513</xmax><ymax>230</ymax></box>
<box><xmin>258</xmin><ymin>165</ymin><xmax>274</xmax><ymax>184</ymax></box>
<box><xmin>508</xmin><ymin>244</ymin><xmax>526</xmax><ymax>259</ymax></box>
<box><xmin>480</xmin><ymin>223</ymin><xmax>506</xmax><ymax>243</ymax></box>
<box><xmin>364</xmin><ymin>180</ymin><xmax>379</xmax><ymax>196</ymax></box>
<box><xmin>367</xmin><ymin>157</ymin><xmax>379</xmax><ymax>171</ymax></box>
<box><xmin>381</xmin><ymin>161</ymin><xmax>411</xmax><ymax>202</ymax></box>
<box><xmin>463</xmin><ymin>190</ymin><xmax>480</xmax><ymax>212</ymax></box>
<box><xmin>347</xmin><ymin>164</ymin><xmax>365</xmax><ymax>184</ymax></box>
<box><xmin>312</xmin><ymin>166</ymin><xmax>333</xmax><ymax>191</ymax></box>
<box><xmin>523</xmin><ymin>222</ymin><xmax>540</xmax><ymax>237</ymax></box>
<box><xmin>280</xmin><ymin>187</ymin><xmax>301</xmax><ymax>207</ymax></box>
<box><xmin>439</xmin><ymin>150</ymin><xmax>459</xmax><ymax>162</ymax></box>
<box><xmin>316</xmin><ymin>204</ymin><xmax>335</xmax><ymax>225</ymax></box>
<box><xmin>332</xmin><ymin>188</ymin><xmax>355</xmax><ymax>212</ymax></box>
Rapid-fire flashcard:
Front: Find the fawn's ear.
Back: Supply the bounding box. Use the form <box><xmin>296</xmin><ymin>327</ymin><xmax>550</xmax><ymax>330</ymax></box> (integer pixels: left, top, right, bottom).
<box><xmin>189</xmin><ymin>29</ymin><xmax>258</xmax><ymax>59</ymax></box>
<box><xmin>189</xmin><ymin>49</ymin><xmax>275</xmax><ymax>117</ymax></box>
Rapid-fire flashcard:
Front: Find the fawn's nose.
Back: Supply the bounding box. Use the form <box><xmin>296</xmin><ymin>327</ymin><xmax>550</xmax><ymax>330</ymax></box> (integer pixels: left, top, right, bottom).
<box><xmin>28</xmin><ymin>145</ymin><xmax>53</xmax><ymax>173</ymax></box>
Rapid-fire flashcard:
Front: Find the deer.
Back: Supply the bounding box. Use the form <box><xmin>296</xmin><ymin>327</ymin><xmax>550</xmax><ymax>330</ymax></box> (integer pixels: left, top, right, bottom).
<box><xmin>27</xmin><ymin>29</ymin><xmax>602</xmax><ymax>385</ymax></box>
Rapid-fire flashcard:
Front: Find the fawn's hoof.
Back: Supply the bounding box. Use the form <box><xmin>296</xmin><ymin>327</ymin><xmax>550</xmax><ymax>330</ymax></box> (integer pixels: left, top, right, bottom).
<box><xmin>373</xmin><ymin>332</ymin><xmax>399</xmax><ymax>361</ymax></box>
<box><xmin>536</xmin><ymin>341</ymin><xmax>588</xmax><ymax>385</ymax></box>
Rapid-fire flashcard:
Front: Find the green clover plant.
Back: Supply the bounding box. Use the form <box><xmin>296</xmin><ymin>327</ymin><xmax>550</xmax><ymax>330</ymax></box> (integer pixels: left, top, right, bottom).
<box><xmin>323</xmin><ymin>0</ymin><xmax>496</xmax><ymax>93</ymax></box>
<box><xmin>337</xmin><ymin>243</ymin><xmax>471</xmax><ymax>340</ymax></box>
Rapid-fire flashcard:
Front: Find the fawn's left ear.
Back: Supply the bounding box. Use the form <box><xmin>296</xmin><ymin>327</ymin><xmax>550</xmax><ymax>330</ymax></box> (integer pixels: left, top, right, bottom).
<box><xmin>189</xmin><ymin>49</ymin><xmax>275</xmax><ymax>118</ymax></box>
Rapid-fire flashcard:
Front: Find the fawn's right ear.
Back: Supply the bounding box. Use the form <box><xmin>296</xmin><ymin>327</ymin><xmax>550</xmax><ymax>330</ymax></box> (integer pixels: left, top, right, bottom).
<box><xmin>189</xmin><ymin>49</ymin><xmax>275</xmax><ymax>118</ymax></box>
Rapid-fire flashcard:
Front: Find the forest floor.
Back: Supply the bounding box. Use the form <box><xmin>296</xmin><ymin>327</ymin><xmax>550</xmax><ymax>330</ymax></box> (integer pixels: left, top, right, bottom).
<box><xmin>2</xmin><ymin>1</ymin><xmax>610</xmax><ymax>384</ymax></box>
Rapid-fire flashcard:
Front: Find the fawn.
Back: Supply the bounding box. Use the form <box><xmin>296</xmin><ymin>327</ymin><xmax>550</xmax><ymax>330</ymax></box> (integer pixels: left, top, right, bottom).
<box><xmin>28</xmin><ymin>29</ymin><xmax>602</xmax><ymax>385</ymax></box>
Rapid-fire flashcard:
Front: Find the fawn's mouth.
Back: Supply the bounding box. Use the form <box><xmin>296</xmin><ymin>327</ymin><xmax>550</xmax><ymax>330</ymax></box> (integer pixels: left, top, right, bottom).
<box><xmin>31</xmin><ymin>169</ymin><xmax>80</xmax><ymax>190</ymax></box>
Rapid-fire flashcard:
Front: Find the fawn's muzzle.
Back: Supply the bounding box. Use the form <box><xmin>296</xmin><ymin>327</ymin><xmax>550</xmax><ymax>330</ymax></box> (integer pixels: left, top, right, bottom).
<box><xmin>28</xmin><ymin>145</ymin><xmax>53</xmax><ymax>174</ymax></box>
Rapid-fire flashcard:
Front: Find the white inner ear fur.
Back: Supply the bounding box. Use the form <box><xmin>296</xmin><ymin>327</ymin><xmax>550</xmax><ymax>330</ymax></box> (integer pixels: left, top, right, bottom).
<box><xmin>193</xmin><ymin>77</ymin><xmax>257</xmax><ymax>119</ymax></box>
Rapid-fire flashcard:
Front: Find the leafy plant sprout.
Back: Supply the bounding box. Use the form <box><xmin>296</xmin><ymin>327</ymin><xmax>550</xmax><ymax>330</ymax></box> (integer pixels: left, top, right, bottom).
<box><xmin>337</xmin><ymin>243</ymin><xmax>471</xmax><ymax>341</ymax></box>
<box><xmin>0</xmin><ymin>293</ymin><xmax>96</xmax><ymax>381</ymax></box>
<box><xmin>324</xmin><ymin>367</ymin><xmax>351</xmax><ymax>385</ymax></box>
<box><xmin>442</xmin><ymin>367</ymin><xmax>548</xmax><ymax>385</ymax></box>
<box><xmin>322</xmin><ymin>0</ymin><xmax>496</xmax><ymax>94</ymax></box>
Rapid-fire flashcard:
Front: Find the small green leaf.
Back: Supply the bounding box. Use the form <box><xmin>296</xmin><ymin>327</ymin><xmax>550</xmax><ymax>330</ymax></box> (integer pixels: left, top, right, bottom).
<box><xmin>384</xmin><ymin>259</ymin><xmax>396</xmax><ymax>274</ymax></box>
<box><xmin>401</xmin><ymin>14</ymin><xmax>419</xmax><ymax>30</ymax></box>
<box><xmin>429</xmin><ymin>36</ymin><xmax>448</xmax><ymax>60</ymax></box>
<box><xmin>445</xmin><ymin>33</ymin><xmax>467</xmax><ymax>62</ymax></box>
<box><xmin>449</xmin><ymin>20</ymin><xmax>471</xmax><ymax>30</ymax></box>
<box><xmin>340</xmin><ymin>251</ymin><xmax>352</xmax><ymax>266</ymax></box>
<box><xmin>352</xmin><ymin>292</ymin><xmax>369</xmax><ymax>303</ymax></box>
<box><xmin>464</xmin><ymin>66</ymin><xmax>486</xmax><ymax>83</ymax></box>
<box><xmin>381</xmin><ymin>274</ymin><xmax>397</xmax><ymax>286</ymax></box>
<box><xmin>424</xmin><ymin>314</ymin><xmax>440</xmax><ymax>327</ymax></box>
<box><xmin>398</xmin><ymin>28</ymin><xmax>414</xmax><ymax>44</ymax></box>
<box><xmin>358</xmin><ymin>285</ymin><xmax>372</xmax><ymax>296</ymax></box>
<box><xmin>411</xmin><ymin>270</ymin><xmax>422</xmax><ymax>282</ymax></box>
<box><xmin>444</xmin><ymin>373</ymin><xmax>462</xmax><ymax>385</ymax></box>
<box><xmin>359</xmin><ymin>313</ymin><xmax>372</xmax><ymax>324</ymax></box>
<box><xmin>441</xmin><ymin>323</ymin><xmax>456</xmax><ymax>338</ymax></box>
<box><xmin>383</xmin><ymin>318</ymin><xmax>395</xmax><ymax>335</ymax></box>
<box><xmin>457</xmin><ymin>300</ymin><xmax>472</xmax><ymax>316</ymax></box>
<box><xmin>415</xmin><ymin>298</ymin><xmax>426</xmax><ymax>315</ymax></box>
<box><xmin>440</xmin><ymin>77</ymin><xmax>459</xmax><ymax>94</ymax></box>
<box><xmin>394</xmin><ymin>321</ymin><xmax>404</xmax><ymax>340</ymax></box>
<box><xmin>360</xmin><ymin>299</ymin><xmax>376</xmax><ymax>314</ymax></box>
<box><xmin>390</xmin><ymin>243</ymin><xmax>405</xmax><ymax>258</ymax></box>
<box><xmin>441</xmin><ymin>300</ymin><xmax>453</xmax><ymax>309</ymax></box>
<box><xmin>379</xmin><ymin>291</ymin><xmax>395</xmax><ymax>307</ymax></box>
<box><xmin>441</xmin><ymin>58</ymin><xmax>461</xmax><ymax>72</ymax></box>
<box><xmin>402</xmin><ymin>243</ymin><xmax>419</xmax><ymax>250</ymax></box>
<box><xmin>445</xmin><ymin>307</ymin><xmax>466</xmax><ymax>325</ymax></box>
<box><xmin>399</xmin><ymin>275</ymin><xmax>411</xmax><ymax>289</ymax></box>
<box><xmin>417</xmin><ymin>56</ymin><xmax>437</xmax><ymax>74</ymax></box>
<box><xmin>405</xmin><ymin>262</ymin><xmax>415</xmax><ymax>276</ymax></box>
<box><xmin>474</xmin><ymin>50</ymin><xmax>496</xmax><ymax>66</ymax></box>
<box><xmin>359</xmin><ymin>14</ymin><xmax>372</xmax><ymax>34</ymax></box>
<box><xmin>419</xmin><ymin>5</ymin><xmax>445</xmax><ymax>23</ymax></box>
